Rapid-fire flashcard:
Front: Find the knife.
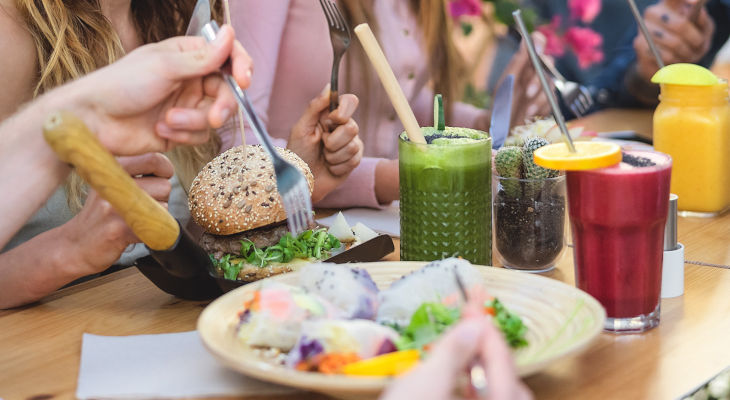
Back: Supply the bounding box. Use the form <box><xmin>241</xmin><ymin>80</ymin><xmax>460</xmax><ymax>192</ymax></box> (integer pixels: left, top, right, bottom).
<box><xmin>43</xmin><ymin>112</ymin><xmax>223</xmax><ymax>300</ymax></box>
<box><xmin>596</xmin><ymin>130</ymin><xmax>653</xmax><ymax>145</ymax></box>
<box><xmin>490</xmin><ymin>74</ymin><xmax>514</xmax><ymax>149</ymax></box>
<box><xmin>185</xmin><ymin>0</ymin><xmax>211</xmax><ymax>37</ymax></box>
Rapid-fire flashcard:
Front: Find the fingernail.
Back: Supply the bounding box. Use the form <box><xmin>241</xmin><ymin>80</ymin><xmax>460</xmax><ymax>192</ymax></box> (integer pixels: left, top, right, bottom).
<box><xmin>220</xmin><ymin>108</ymin><xmax>231</xmax><ymax>122</ymax></box>
<box><xmin>344</xmin><ymin>100</ymin><xmax>356</xmax><ymax>116</ymax></box>
<box><xmin>532</xmin><ymin>32</ymin><xmax>546</xmax><ymax>53</ymax></box>
<box><xmin>246</xmin><ymin>68</ymin><xmax>252</xmax><ymax>79</ymax></box>
<box><xmin>527</xmin><ymin>83</ymin><xmax>539</xmax><ymax>97</ymax></box>
<box><xmin>169</xmin><ymin>112</ymin><xmax>190</xmax><ymax>126</ymax></box>
<box><xmin>213</xmin><ymin>26</ymin><xmax>227</xmax><ymax>47</ymax></box>
<box><xmin>321</xmin><ymin>83</ymin><xmax>331</xmax><ymax>96</ymax></box>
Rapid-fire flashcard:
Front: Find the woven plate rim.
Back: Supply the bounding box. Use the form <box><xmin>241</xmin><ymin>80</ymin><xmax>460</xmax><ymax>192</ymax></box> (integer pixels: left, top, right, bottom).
<box><xmin>198</xmin><ymin>261</ymin><xmax>605</xmax><ymax>396</ymax></box>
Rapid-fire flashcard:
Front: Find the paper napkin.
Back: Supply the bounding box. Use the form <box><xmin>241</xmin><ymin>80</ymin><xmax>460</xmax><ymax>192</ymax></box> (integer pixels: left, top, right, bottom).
<box><xmin>77</xmin><ymin>331</ymin><xmax>296</xmax><ymax>399</ymax></box>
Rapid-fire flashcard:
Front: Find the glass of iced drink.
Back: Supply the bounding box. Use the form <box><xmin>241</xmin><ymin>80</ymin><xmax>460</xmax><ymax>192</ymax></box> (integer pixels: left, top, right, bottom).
<box><xmin>399</xmin><ymin>127</ymin><xmax>492</xmax><ymax>265</ymax></box>
<box><xmin>567</xmin><ymin>150</ymin><xmax>672</xmax><ymax>333</ymax></box>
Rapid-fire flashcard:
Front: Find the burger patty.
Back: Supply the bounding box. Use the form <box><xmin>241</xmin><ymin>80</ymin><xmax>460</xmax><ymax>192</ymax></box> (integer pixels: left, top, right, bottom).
<box><xmin>200</xmin><ymin>222</ymin><xmax>290</xmax><ymax>259</ymax></box>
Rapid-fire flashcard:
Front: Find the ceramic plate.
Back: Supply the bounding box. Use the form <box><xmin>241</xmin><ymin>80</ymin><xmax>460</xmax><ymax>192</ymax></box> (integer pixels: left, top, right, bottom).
<box><xmin>198</xmin><ymin>261</ymin><xmax>605</xmax><ymax>399</ymax></box>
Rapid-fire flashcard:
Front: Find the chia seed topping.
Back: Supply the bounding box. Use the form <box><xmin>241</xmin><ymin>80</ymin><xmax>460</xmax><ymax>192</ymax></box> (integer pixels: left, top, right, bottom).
<box><xmin>622</xmin><ymin>152</ymin><xmax>656</xmax><ymax>167</ymax></box>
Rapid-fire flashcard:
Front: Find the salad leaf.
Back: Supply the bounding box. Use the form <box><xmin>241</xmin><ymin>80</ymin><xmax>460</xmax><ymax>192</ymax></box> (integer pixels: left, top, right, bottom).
<box><xmin>394</xmin><ymin>302</ymin><xmax>460</xmax><ymax>351</ymax></box>
<box><xmin>210</xmin><ymin>254</ymin><xmax>243</xmax><ymax>280</ymax></box>
<box><xmin>237</xmin><ymin>228</ymin><xmax>341</xmax><ymax>268</ymax></box>
<box><xmin>488</xmin><ymin>298</ymin><xmax>528</xmax><ymax>348</ymax></box>
<box><xmin>210</xmin><ymin>229</ymin><xmax>341</xmax><ymax>279</ymax></box>
<box><xmin>392</xmin><ymin>298</ymin><xmax>528</xmax><ymax>351</ymax></box>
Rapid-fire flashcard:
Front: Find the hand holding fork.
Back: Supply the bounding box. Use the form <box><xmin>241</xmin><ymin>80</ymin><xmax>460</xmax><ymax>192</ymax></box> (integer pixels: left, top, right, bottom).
<box><xmin>201</xmin><ymin>21</ymin><xmax>315</xmax><ymax>234</ymax></box>
<box><xmin>319</xmin><ymin>0</ymin><xmax>351</xmax><ymax>112</ymax></box>
<box><xmin>538</xmin><ymin>54</ymin><xmax>594</xmax><ymax>118</ymax></box>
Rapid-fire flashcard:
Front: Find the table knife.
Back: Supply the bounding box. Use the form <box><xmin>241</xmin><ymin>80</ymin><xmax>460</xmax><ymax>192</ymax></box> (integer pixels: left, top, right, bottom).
<box><xmin>490</xmin><ymin>74</ymin><xmax>514</xmax><ymax>149</ymax></box>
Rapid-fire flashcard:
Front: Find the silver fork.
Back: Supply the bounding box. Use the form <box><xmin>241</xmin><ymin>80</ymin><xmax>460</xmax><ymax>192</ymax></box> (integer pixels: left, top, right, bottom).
<box><xmin>538</xmin><ymin>54</ymin><xmax>594</xmax><ymax>118</ymax></box>
<box><xmin>201</xmin><ymin>21</ymin><xmax>314</xmax><ymax>235</ymax></box>
<box><xmin>318</xmin><ymin>0</ymin><xmax>351</xmax><ymax>112</ymax></box>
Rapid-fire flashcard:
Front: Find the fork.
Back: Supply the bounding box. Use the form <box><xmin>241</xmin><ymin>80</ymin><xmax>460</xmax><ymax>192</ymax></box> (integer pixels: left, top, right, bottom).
<box><xmin>201</xmin><ymin>22</ymin><xmax>314</xmax><ymax>235</ymax></box>
<box><xmin>318</xmin><ymin>0</ymin><xmax>351</xmax><ymax>112</ymax></box>
<box><xmin>538</xmin><ymin>54</ymin><xmax>594</xmax><ymax>118</ymax></box>
<box><xmin>453</xmin><ymin>270</ymin><xmax>489</xmax><ymax>397</ymax></box>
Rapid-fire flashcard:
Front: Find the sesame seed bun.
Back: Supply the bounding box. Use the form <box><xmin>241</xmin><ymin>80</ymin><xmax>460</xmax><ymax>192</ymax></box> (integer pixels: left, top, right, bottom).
<box><xmin>188</xmin><ymin>145</ymin><xmax>314</xmax><ymax>235</ymax></box>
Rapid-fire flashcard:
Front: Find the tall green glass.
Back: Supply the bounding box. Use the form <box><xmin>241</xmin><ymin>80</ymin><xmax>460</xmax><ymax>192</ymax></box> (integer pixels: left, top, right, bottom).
<box><xmin>398</xmin><ymin>127</ymin><xmax>492</xmax><ymax>265</ymax></box>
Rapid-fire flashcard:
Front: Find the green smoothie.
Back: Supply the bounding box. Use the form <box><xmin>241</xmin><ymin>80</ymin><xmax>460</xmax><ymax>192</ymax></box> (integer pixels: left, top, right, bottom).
<box><xmin>399</xmin><ymin>127</ymin><xmax>492</xmax><ymax>265</ymax></box>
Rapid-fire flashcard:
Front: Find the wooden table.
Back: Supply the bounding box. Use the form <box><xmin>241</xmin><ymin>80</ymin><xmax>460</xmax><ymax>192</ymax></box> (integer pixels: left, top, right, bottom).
<box><xmin>576</xmin><ymin>108</ymin><xmax>654</xmax><ymax>141</ymax></box>
<box><xmin>2</xmin><ymin>109</ymin><xmax>729</xmax><ymax>400</ymax></box>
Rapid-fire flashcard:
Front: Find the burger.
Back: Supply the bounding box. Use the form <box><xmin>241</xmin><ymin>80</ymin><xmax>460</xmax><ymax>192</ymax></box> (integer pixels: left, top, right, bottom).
<box><xmin>189</xmin><ymin>145</ymin><xmax>342</xmax><ymax>282</ymax></box>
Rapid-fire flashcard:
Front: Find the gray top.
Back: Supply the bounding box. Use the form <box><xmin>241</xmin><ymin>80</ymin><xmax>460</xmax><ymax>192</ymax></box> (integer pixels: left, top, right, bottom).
<box><xmin>2</xmin><ymin>176</ymin><xmax>191</xmax><ymax>266</ymax></box>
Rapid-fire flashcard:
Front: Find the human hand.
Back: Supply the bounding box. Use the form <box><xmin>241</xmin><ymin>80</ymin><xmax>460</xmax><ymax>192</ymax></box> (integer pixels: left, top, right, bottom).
<box><xmin>380</xmin><ymin>317</ymin><xmax>533</xmax><ymax>400</ymax></box>
<box><xmin>634</xmin><ymin>0</ymin><xmax>714</xmax><ymax>81</ymax></box>
<box><xmin>500</xmin><ymin>33</ymin><xmax>552</xmax><ymax>127</ymax></box>
<box><xmin>288</xmin><ymin>85</ymin><xmax>363</xmax><ymax>203</ymax></box>
<box><xmin>60</xmin><ymin>153</ymin><xmax>174</xmax><ymax>275</ymax></box>
<box><xmin>67</xmin><ymin>24</ymin><xmax>253</xmax><ymax>156</ymax></box>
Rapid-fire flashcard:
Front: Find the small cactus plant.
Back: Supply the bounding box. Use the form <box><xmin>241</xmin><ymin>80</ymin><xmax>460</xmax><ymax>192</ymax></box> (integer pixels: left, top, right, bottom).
<box><xmin>495</xmin><ymin>146</ymin><xmax>523</xmax><ymax>197</ymax></box>
<box><xmin>493</xmin><ymin>139</ymin><xmax>559</xmax><ymax>199</ymax></box>
<box><xmin>522</xmin><ymin>137</ymin><xmax>559</xmax><ymax>180</ymax></box>
<box><xmin>522</xmin><ymin>137</ymin><xmax>559</xmax><ymax>199</ymax></box>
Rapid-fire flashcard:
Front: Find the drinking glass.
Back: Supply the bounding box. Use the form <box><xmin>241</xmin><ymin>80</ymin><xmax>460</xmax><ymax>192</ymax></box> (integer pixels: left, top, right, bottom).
<box><xmin>494</xmin><ymin>175</ymin><xmax>565</xmax><ymax>272</ymax></box>
<box><xmin>399</xmin><ymin>132</ymin><xmax>491</xmax><ymax>265</ymax></box>
<box><xmin>567</xmin><ymin>150</ymin><xmax>672</xmax><ymax>333</ymax></box>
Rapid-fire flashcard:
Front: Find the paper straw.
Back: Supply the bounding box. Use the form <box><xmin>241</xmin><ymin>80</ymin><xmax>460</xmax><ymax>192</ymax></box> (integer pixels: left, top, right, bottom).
<box><xmin>354</xmin><ymin>24</ymin><xmax>425</xmax><ymax>144</ymax></box>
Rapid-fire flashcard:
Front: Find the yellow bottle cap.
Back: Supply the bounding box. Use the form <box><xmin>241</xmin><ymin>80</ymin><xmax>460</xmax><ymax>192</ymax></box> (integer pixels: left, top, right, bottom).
<box><xmin>533</xmin><ymin>142</ymin><xmax>622</xmax><ymax>171</ymax></box>
<box><xmin>651</xmin><ymin>63</ymin><xmax>720</xmax><ymax>86</ymax></box>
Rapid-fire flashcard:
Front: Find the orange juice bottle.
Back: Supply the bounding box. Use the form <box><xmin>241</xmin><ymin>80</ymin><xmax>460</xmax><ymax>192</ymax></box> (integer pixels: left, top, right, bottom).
<box><xmin>652</xmin><ymin>64</ymin><xmax>730</xmax><ymax>216</ymax></box>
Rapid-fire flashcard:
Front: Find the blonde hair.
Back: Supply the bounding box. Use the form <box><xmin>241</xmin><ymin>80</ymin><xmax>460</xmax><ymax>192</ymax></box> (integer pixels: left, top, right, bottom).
<box><xmin>15</xmin><ymin>0</ymin><xmax>224</xmax><ymax>211</ymax></box>
<box><xmin>338</xmin><ymin>0</ymin><xmax>466</xmax><ymax>123</ymax></box>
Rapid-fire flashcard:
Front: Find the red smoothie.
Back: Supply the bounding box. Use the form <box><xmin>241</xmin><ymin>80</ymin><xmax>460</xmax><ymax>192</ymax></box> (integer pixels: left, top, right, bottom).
<box><xmin>567</xmin><ymin>150</ymin><xmax>671</xmax><ymax>332</ymax></box>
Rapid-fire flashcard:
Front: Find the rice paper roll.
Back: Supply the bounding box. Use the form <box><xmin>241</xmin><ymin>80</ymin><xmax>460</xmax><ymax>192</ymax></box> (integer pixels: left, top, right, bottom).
<box><xmin>299</xmin><ymin>263</ymin><xmax>380</xmax><ymax>320</ymax></box>
<box><xmin>286</xmin><ymin>319</ymin><xmax>399</xmax><ymax>369</ymax></box>
<box><xmin>376</xmin><ymin>258</ymin><xmax>484</xmax><ymax>327</ymax></box>
<box><xmin>234</xmin><ymin>281</ymin><xmax>341</xmax><ymax>350</ymax></box>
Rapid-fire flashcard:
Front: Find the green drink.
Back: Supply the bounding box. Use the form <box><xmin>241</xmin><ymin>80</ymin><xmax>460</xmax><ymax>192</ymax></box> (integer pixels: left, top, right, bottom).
<box><xmin>399</xmin><ymin>127</ymin><xmax>492</xmax><ymax>264</ymax></box>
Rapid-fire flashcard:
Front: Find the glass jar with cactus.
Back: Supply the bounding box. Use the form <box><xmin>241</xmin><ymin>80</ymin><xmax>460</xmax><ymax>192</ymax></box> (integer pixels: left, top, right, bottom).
<box><xmin>493</xmin><ymin>137</ymin><xmax>565</xmax><ymax>272</ymax></box>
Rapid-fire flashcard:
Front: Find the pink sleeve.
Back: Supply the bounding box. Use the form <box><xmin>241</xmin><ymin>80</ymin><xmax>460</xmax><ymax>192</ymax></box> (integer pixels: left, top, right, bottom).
<box><xmin>223</xmin><ymin>0</ymin><xmax>291</xmax><ymax>151</ymax></box>
<box><xmin>314</xmin><ymin>157</ymin><xmax>386</xmax><ymax>209</ymax></box>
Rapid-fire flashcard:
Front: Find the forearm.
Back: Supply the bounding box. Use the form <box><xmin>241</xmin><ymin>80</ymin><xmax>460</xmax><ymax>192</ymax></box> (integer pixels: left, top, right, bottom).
<box><xmin>0</xmin><ymin>226</ymin><xmax>81</xmax><ymax>309</ymax></box>
<box><xmin>0</xmin><ymin>96</ymin><xmax>68</xmax><ymax>247</ymax></box>
<box><xmin>314</xmin><ymin>157</ymin><xmax>391</xmax><ymax>209</ymax></box>
<box><xmin>0</xmin><ymin>80</ymin><xmax>95</xmax><ymax>249</ymax></box>
<box><xmin>375</xmin><ymin>159</ymin><xmax>399</xmax><ymax>204</ymax></box>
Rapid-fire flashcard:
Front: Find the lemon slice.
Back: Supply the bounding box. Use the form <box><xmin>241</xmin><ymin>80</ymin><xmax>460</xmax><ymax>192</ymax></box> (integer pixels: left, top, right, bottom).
<box><xmin>651</xmin><ymin>64</ymin><xmax>720</xmax><ymax>86</ymax></box>
<box><xmin>533</xmin><ymin>141</ymin><xmax>621</xmax><ymax>171</ymax></box>
<box><xmin>341</xmin><ymin>350</ymin><xmax>420</xmax><ymax>376</ymax></box>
